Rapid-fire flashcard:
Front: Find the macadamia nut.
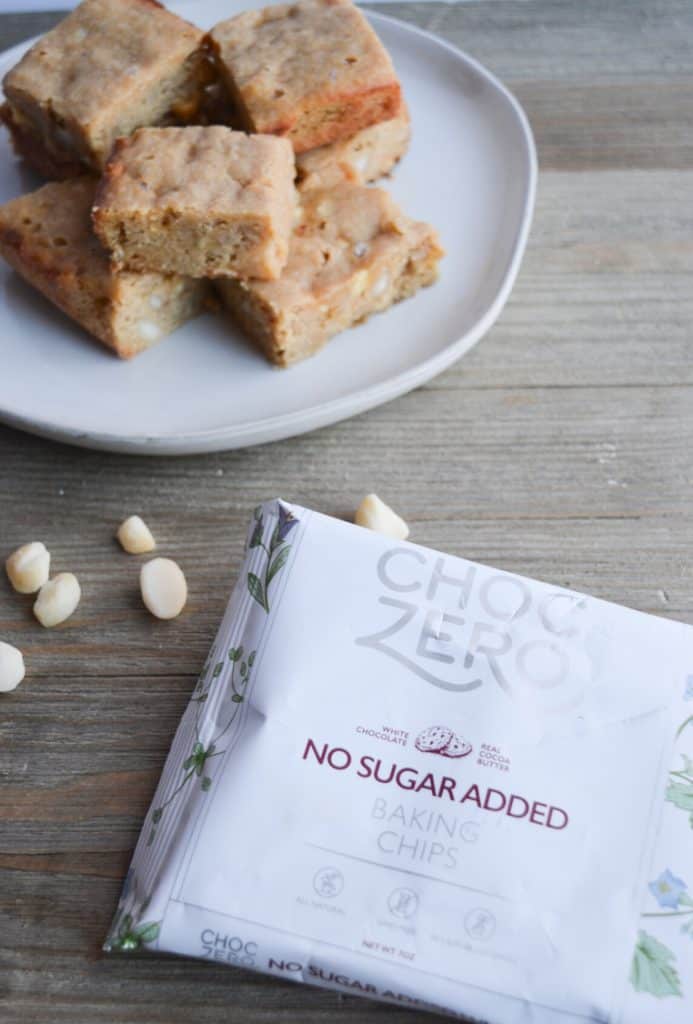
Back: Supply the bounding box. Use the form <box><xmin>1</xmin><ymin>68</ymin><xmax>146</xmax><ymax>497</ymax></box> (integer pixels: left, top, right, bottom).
<box><xmin>33</xmin><ymin>572</ymin><xmax>81</xmax><ymax>628</ymax></box>
<box><xmin>5</xmin><ymin>541</ymin><xmax>50</xmax><ymax>594</ymax></box>
<box><xmin>0</xmin><ymin>641</ymin><xmax>25</xmax><ymax>692</ymax></box>
<box><xmin>355</xmin><ymin>494</ymin><xmax>409</xmax><ymax>540</ymax></box>
<box><xmin>117</xmin><ymin>515</ymin><xmax>156</xmax><ymax>554</ymax></box>
<box><xmin>140</xmin><ymin>558</ymin><xmax>187</xmax><ymax>620</ymax></box>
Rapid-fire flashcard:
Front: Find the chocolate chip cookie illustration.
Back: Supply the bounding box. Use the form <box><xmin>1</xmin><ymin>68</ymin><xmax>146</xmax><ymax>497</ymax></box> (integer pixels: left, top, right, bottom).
<box><xmin>415</xmin><ymin>725</ymin><xmax>473</xmax><ymax>758</ymax></box>
<box><xmin>415</xmin><ymin>725</ymin><xmax>453</xmax><ymax>753</ymax></box>
<box><xmin>441</xmin><ymin>733</ymin><xmax>472</xmax><ymax>758</ymax></box>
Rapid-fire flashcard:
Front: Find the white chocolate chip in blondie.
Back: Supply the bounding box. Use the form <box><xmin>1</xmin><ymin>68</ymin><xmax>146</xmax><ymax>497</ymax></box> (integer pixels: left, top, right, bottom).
<box><xmin>316</xmin><ymin>199</ymin><xmax>334</xmax><ymax>220</ymax></box>
<box><xmin>351</xmin><ymin>269</ymin><xmax>368</xmax><ymax>295</ymax></box>
<box><xmin>138</xmin><ymin>320</ymin><xmax>161</xmax><ymax>343</ymax></box>
<box><xmin>0</xmin><ymin>641</ymin><xmax>25</xmax><ymax>693</ymax></box>
<box><xmin>5</xmin><ymin>541</ymin><xmax>50</xmax><ymax>594</ymax></box>
<box><xmin>140</xmin><ymin>558</ymin><xmax>187</xmax><ymax>620</ymax></box>
<box><xmin>352</xmin><ymin>154</ymin><xmax>368</xmax><ymax>177</ymax></box>
<box><xmin>371</xmin><ymin>272</ymin><xmax>389</xmax><ymax>298</ymax></box>
<box><xmin>355</xmin><ymin>494</ymin><xmax>409</xmax><ymax>540</ymax></box>
<box><xmin>33</xmin><ymin>573</ymin><xmax>81</xmax><ymax>628</ymax></box>
<box><xmin>117</xmin><ymin>515</ymin><xmax>156</xmax><ymax>554</ymax></box>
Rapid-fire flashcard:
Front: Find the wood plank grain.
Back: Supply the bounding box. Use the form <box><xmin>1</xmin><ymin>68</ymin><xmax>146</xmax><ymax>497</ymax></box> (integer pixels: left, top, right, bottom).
<box><xmin>1</xmin><ymin>3</ymin><xmax>693</xmax><ymax>1023</ymax></box>
<box><xmin>372</xmin><ymin>1</ymin><xmax>693</xmax><ymax>170</ymax></box>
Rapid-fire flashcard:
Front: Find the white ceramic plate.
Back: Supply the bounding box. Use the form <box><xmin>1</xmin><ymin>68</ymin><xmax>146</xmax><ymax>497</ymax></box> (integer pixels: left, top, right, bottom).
<box><xmin>0</xmin><ymin>1</ymin><xmax>536</xmax><ymax>454</ymax></box>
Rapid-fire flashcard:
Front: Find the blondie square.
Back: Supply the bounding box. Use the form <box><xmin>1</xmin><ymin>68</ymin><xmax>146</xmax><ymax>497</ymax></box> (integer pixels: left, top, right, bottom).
<box><xmin>215</xmin><ymin>184</ymin><xmax>443</xmax><ymax>367</ymax></box>
<box><xmin>92</xmin><ymin>126</ymin><xmax>295</xmax><ymax>280</ymax></box>
<box><xmin>0</xmin><ymin>178</ymin><xmax>208</xmax><ymax>358</ymax></box>
<box><xmin>296</xmin><ymin>104</ymin><xmax>410</xmax><ymax>191</ymax></box>
<box><xmin>209</xmin><ymin>0</ymin><xmax>402</xmax><ymax>154</ymax></box>
<box><xmin>1</xmin><ymin>0</ymin><xmax>207</xmax><ymax>179</ymax></box>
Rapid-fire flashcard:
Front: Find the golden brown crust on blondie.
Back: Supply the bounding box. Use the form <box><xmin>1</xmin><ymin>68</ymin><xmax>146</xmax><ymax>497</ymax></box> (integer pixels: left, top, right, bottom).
<box><xmin>92</xmin><ymin>126</ymin><xmax>296</xmax><ymax>280</ymax></box>
<box><xmin>0</xmin><ymin>177</ymin><xmax>206</xmax><ymax>357</ymax></box>
<box><xmin>209</xmin><ymin>0</ymin><xmax>401</xmax><ymax>154</ymax></box>
<box><xmin>296</xmin><ymin>104</ymin><xmax>410</xmax><ymax>191</ymax></box>
<box><xmin>0</xmin><ymin>102</ymin><xmax>88</xmax><ymax>180</ymax></box>
<box><xmin>2</xmin><ymin>0</ymin><xmax>206</xmax><ymax>176</ymax></box>
<box><xmin>215</xmin><ymin>184</ymin><xmax>443</xmax><ymax>366</ymax></box>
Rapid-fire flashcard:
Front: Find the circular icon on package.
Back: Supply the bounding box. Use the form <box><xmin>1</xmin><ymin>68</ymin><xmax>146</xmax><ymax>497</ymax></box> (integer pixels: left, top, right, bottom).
<box><xmin>388</xmin><ymin>887</ymin><xmax>419</xmax><ymax>920</ymax></box>
<box><xmin>464</xmin><ymin>907</ymin><xmax>496</xmax><ymax>941</ymax></box>
<box><xmin>313</xmin><ymin>866</ymin><xmax>344</xmax><ymax>898</ymax></box>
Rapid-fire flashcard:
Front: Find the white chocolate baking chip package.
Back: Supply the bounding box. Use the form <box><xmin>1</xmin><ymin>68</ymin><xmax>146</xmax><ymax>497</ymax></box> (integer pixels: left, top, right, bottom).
<box><xmin>106</xmin><ymin>500</ymin><xmax>693</xmax><ymax>1023</ymax></box>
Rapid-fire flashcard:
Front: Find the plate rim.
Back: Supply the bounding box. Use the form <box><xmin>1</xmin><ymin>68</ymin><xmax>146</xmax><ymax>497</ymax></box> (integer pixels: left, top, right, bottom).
<box><xmin>0</xmin><ymin>10</ymin><xmax>537</xmax><ymax>455</ymax></box>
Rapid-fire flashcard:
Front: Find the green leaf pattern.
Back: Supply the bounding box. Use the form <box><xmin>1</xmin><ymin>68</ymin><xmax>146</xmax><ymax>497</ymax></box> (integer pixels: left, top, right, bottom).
<box><xmin>267</xmin><ymin>545</ymin><xmax>290</xmax><ymax>588</ymax></box>
<box><xmin>145</xmin><ymin>643</ymin><xmax>255</xmax><ymax>847</ymax></box>
<box><xmin>245</xmin><ymin>502</ymin><xmax>297</xmax><ymax>613</ymax></box>
<box><xmin>247</xmin><ymin>572</ymin><xmax>268</xmax><ymax>612</ymax></box>
<box><xmin>631</xmin><ymin>687</ymin><xmax>693</xmax><ymax>1002</ymax></box>
<box><xmin>104</xmin><ymin>873</ymin><xmax>160</xmax><ymax>953</ymax></box>
<box><xmin>631</xmin><ymin>931</ymin><xmax>682</xmax><ymax>998</ymax></box>
<box><xmin>109</xmin><ymin>503</ymin><xmax>301</xmax><ymax>958</ymax></box>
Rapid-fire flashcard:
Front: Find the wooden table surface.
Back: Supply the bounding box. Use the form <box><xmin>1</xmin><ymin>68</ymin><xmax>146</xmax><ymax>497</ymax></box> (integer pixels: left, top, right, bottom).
<box><xmin>1</xmin><ymin>2</ymin><xmax>692</xmax><ymax>1021</ymax></box>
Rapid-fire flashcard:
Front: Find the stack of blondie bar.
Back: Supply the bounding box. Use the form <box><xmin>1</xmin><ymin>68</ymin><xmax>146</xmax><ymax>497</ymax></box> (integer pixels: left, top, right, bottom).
<box><xmin>0</xmin><ymin>0</ymin><xmax>443</xmax><ymax>366</ymax></box>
